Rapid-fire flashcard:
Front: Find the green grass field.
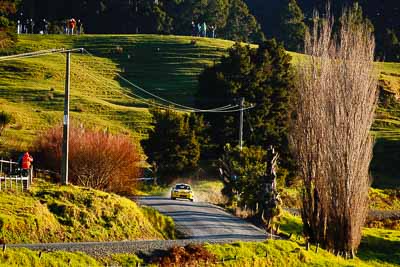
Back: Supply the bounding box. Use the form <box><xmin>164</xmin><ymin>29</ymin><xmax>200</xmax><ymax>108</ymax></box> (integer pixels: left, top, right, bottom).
<box><xmin>1</xmin><ymin>34</ymin><xmax>400</xmax><ymax>188</ymax></box>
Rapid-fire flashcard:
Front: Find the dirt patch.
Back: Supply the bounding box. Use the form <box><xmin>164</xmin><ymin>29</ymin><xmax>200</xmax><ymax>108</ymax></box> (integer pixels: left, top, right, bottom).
<box><xmin>151</xmin><ymin>244</ymin><xmax>217</xmax><ymax>267</ymax></box>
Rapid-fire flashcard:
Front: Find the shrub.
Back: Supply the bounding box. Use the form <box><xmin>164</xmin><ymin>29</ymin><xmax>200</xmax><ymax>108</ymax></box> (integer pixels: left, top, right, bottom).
<box><xmin>0</xmin><ymin>111</ymin><xmax>13</xmax><ymax>136</ymax></box>
<box><xmin>33</xmin><ymin>124</ymin><xmax>141</xmax><ymax>194</ymax></box>
<box><xmin>141</xmin><ymin>108</ymin><xmax>200</xmax><ymax>184</ymax></box>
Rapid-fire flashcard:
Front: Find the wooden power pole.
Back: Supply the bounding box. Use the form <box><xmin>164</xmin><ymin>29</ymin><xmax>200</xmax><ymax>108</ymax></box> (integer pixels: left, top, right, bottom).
<box><xmin>61</xmin><ymin>51</ymin><xmax>70</xmax><ymax>185</ymax></box>
<box><xmin>239</xmin><ymin>97</ymin><xmax>244</xmax><ymax>151</ymax></box>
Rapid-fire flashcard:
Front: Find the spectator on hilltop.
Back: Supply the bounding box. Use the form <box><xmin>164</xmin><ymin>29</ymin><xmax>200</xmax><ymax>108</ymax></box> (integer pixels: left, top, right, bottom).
<box><xmin>30</xmin><ymin>19</ymin><xmax>35</xmax><ymax>34</ymax></box>
<box><xmin>17</xmin><ymin>20</ymin><xmax>21</xmax><ymax>34</ymax></box>
<box><xmin>211</xmin><ymin>25</ymin><xmax>216</xmax><ymax>38</ymax></box>
<box><xmin>43</xmin><ymin>19</ymin><xmax>49</xmax><ymax>34</ymax></box>
<box><xmin>76</xmin><ymin>19</ymin><xmax>83</xmax><ymax>34</ymax></box>
<box><xmin>201</xmin><ymin>22</ymin><xmax>207</xmax><ymax>37</ymax></box>
<box><xmin>68</xmin><ymin>18</ymin><xmax>76</xmax><ymax>35</ymax></box>
<box><xmin>197</xmin><ymin>23</ymin><xmax>201</xmax><ymax>37</ymax></box>
<box><xmin>191</xmin><ymin>21</ymin><xmax>196</xmax><ymax>36</ymax></box>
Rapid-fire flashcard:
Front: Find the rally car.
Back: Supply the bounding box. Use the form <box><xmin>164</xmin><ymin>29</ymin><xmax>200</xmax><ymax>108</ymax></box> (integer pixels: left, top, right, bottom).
<box><xmin>171</xmin><ymin>183</ymin><xmax>194</xmax><ymax>202</ymax></box>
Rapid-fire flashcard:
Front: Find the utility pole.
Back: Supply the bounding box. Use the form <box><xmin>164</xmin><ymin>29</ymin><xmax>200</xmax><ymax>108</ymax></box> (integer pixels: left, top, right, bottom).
<box><xmin>239</xmin><ymin>97</ymin><xmax>244</xmax><ymax>151</ymax></box>
<box><xmin>61</xmin><ymin>51</ymin><xmax>70</xmax><ymax>185</ymax></box>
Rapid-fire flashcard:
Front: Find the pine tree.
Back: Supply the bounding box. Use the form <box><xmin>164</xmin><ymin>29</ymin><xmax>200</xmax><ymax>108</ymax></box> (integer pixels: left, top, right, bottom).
<box><xmin>278</xmin><ymin>0</ymin><xmax>307</xmax><ymax>52</ymax></box>
<box><xmin>197</xmin><ymin>40</ymin><xmax>294</xmax><ymax>179</ymax></box>
<box><xmin>141</xmin><ymin>108</ymin><xmax>200</xmax><ymax>182</ymax></box>
<box><xmin>223</xmin><ymin>0</ymin><xmax>264</xmax><ymax>43</ymax></box>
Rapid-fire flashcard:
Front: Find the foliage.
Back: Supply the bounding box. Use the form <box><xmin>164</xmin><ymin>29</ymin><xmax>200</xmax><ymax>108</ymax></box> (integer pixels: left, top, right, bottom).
<box><xmin>246</xmin><ymin>0</ymin><xmax>400</xmax><ymax>61</ymax></box>
<box><xmin>19</xmin><ymin>0</ymin><xmax>264</xmax><ymax>43</ymax></box>
<box><xmin>291</xmin><ymin>6</ymin><xmax>378</xmax><ymax>256</ymax></box>
<box><xmin>0</xmin><ymin>0</ymin><xmax>17</xmax><ymax>52</ymax></box>
<box><xmin>0</xmin><ymin>179</ymin><xmax>175</xmax><ymax>243</ymax></box>
<box><xmin>197</xmin><ymin>40</ymin><xmax>294</xmax><ymax>176</ymax></box>
<box><xmin>0</xmin><ymin>111</ymin><xmax>13</xmax><ymax>136</ymax></box>
<box><xmin>141</xmin><ymin>108</ymin><xmax>200</xmax><ymax>182</ymax></box>
<box><xmin>278</xmin><ymin>0</ymin><xmax>307</xmax><ymax>52</ymax></box>
<box><xmin>33</xmin><ymin>124</ymin><xmax>141</xmax><ymax>193</ymax></box>
<box><xmin>222</xmin><ymin>0</ymin><xmax>265</xmax><ymax>43</ymax></box>
<box><xmin>381</xmin><ymin>28</ymin><xmax>400</xmax><ymax>61</ymax></box>
<box><xmin>219</xmin><ymin>144</ymin><xmax>267</xmax><ymax>210</ymax></box>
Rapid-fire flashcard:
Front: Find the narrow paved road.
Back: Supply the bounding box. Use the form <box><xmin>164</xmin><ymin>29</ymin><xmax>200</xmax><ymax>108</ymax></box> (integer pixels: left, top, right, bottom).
<box><xmin>139</xmin><ymin>196</ymin><xmax>269</xmax><ymax>240</ymax></box>
<box><xmin>10</xmin><ymin>197</ymin><xmax>271</xmax><ymax>256</ymax></box>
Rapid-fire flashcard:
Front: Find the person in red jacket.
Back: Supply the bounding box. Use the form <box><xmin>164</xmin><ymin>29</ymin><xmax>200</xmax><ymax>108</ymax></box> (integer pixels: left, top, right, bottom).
<box><xmin>68</xmin><ymin>18</ymin><xmax>76</xmax><ymax>35</ymax></box>
<box><xmin>21</xmin><ymin>152</ymin><xmax>33</xmax><ymax>177</ymax></box>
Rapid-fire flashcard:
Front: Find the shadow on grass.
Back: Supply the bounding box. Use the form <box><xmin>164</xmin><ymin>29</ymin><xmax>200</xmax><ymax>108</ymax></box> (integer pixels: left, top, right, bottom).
<box><xmin>358</xmin><ymin>234</ymin><xmax>400</xmax><ymax>265</ymax></box>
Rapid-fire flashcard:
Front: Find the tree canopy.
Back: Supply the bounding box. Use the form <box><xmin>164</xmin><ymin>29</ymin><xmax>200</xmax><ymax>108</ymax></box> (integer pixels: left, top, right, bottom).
<box><xmin>19</xmin><ymin>0</ymin><xmax>264</xmax><ymax>43</ymax></box>
<box><xmin>141</xmin><ymin>108</ymin><xmax>200</xmax><ymax>182</ymax></box>
<box><xmin>196</xmin><ymin>40</ymin><xmax>294</xmax><ymax>179</ymax></box>
<box><xmin>245</xmin><ymin>0</ymin><xmax>400</xmax><ymax>60</ymax></box>
<box><xmin>0</xmin><ymin>0</ymin><xmax>18</xmax><ymax>50</ymax></box>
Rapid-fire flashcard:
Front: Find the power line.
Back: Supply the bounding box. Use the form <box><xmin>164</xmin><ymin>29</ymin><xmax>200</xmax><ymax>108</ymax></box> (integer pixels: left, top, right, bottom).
<box><xmin>82</xmin><ymin>49</ymin><xmax>255</xmax><ymax>113</ymax></box>
<box><xmin>0</xmin><ymin>48</ymin><xmax>83</xmax><ymax>62</ymax></box>
<box><xmin>0</xmin><ymin>48</ymin><xmax>255</xmax><ymax>113</ymax></box>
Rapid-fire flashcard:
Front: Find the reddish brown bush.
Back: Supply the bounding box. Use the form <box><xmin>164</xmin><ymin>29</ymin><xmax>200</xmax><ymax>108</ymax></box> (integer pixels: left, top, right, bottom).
<box><xmin>33</xmin><ymin>124</ymin><xmax>141</xmax><ymax>194</ymax></box>
<box><xmin>152</xmin><ymin>244</ymin><xmax>217</xmax><ymax>267</ymax></box>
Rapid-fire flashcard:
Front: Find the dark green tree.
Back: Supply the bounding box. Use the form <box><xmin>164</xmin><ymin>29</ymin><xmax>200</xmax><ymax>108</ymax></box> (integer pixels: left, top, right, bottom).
<box><xmin>197</xmin><ymin>40</ymin><xmax>294</xmax><ymax>179</ymax></box>
<box><xmin>0</xmin><ymin>111</ymin><xmax>13</xmax><ymax>136</ymax></box>
<box><xmin>218</xmin><ymin>144</ymin><xmax>267</xmax><ymax>211</ymax></box>
<box><xmin>278</xmin><ymin>0</ymin><xmax>307</xmax><ymax>52</ymax></box>
<box><xmin>222</xmin><ymin>0</ymin><xmax>265</xmax><ymax>43</ymax></box>
<box><xmin>382</xmin><ymin>28</ymin><xmax>400</xmax><ymax>61</ymax></box>
<box><xmin>141</xmin><ymin>108</ymin><xmax>200</xmax><ymax>182</ymax></box>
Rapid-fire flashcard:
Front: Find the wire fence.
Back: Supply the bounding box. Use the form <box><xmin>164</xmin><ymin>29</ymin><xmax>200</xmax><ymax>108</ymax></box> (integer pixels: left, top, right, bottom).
<box><xmin>0</xmin><ymin>159</ymin><xmax>33</xmax><ymax>192</ymax></box>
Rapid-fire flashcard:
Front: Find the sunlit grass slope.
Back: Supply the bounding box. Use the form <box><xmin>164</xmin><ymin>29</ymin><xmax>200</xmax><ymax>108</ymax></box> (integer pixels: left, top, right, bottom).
<box><xmin>0</xmin><ymin>179</ymin><xmax>175</xmax><ymax>243</ymax></box>
<box><xmin>0</xmin><ymin>35</ymin><xmax>236</xmax><ymax>152</ymax></box>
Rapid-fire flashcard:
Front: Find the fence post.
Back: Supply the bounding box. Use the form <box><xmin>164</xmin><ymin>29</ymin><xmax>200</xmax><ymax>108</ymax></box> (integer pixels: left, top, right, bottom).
<box><xmin>3</xmin><ymin>160</ymin><xmax>5</xmax><ymax>190</ymax></box>
<box><xmin>21</xmin><ymin>172</ymin><xmax>23</xmax><ymax>192</ymax></box>
<box><xmin>30</xmin><ymin>166</ymin><xmax>33</xmax><ymax>186</ymax></box>
<box><xmin>0</xmin><ymin>158</ymin><xmax>2</xmax><ymax>191</ymax></box>
<box><xmin>9</xmin><ymin>159</ymin><xmax>12</xmax><ymax>190</ymax></box>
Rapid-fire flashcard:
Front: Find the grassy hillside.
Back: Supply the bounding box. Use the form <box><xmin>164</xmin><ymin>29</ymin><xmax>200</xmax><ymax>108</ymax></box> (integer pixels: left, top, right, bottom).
<box><xmin>1</xmin><ymin>34</ymin><xmax>400</xmax><ymax>187</ymax></box>
<box><xmin>0</xmin><ymin>179</ymin><xmax>175</xmax><ymax>243</ymax></box>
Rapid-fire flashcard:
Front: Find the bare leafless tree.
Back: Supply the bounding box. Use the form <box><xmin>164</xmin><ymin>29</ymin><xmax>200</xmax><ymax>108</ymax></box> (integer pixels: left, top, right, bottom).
<box><xmin>290</xmin><ymin>5</ymin><xmax>378</xmax><ymax>257</ymax></box>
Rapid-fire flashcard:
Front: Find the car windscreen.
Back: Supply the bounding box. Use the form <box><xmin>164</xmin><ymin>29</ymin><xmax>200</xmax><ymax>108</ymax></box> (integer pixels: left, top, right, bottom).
<box><xmin>175</xmin><ymin>185</ymin><xmax>190</xmax><ymax>190</ymax></box>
